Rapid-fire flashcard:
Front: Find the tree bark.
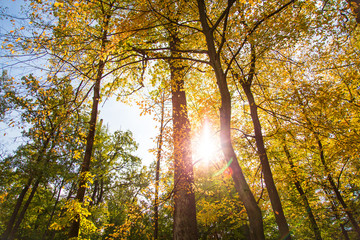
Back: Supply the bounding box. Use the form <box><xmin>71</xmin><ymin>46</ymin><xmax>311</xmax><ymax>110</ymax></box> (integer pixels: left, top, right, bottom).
<box><xmin>242</xmin><ymin>83</ymin><xmax>290</xmax><ymax>239</ymax></box>
<box><xmin>196</xmin><ymin>1</ymin><xmax>265</xmax><ymax>239</ymax></box>
<box><xmin>283</xmin><ymin>143</ymin><xmax>322</xmax><ymax>240</ymax></box>
<box><xmin>68</xmin><ymin>13</ymin><xmax>111</xmax><ymax>238</ymax></box>
<box><xmin>1</xmin><ymin>135</ymin><xmax>52</xmax><ymax>240</ymax></box>
<box><xmin>1</xmin><ymin>177</ymin><xmax>32</xmax><ymax>240</ymax></box>
<box><xmin>154</xmin><ymin>92</ymin><xmax>165</xmax><ymax>240</ymax></box>
<box><xmin>170</xmin><ymin>31</ymin><xmax>198</xmax><ymax>240</ymax></box>
<box><xmin>8</xmin><ymin>179</ymin><xmax>40</xmax><ymax>240</ymax></box>
<box><xmin>240</xmin><ymin>45</ymin><xmax>290</xmax><ymax>239</ymax></box>
<box><xmin>315</xmin><ymin>134</ymin><xmax>360</xmax><ymax>238</ymax></box>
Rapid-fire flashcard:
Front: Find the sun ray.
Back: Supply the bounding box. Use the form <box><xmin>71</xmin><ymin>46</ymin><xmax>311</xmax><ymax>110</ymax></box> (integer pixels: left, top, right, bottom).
<box><xmin>196</xmin><ymin>120</ymin><xmax>218</xmax><ymax>164</ymax></box>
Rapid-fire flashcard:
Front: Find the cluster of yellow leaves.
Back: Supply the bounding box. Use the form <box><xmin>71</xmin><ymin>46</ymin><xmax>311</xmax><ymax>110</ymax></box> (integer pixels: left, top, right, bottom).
<box><xmin>50</xmin><ymin>196</ymin><xmax>97</xmax><ymax>239</ymax></box>
<box><xmin>0</xmin><ymin>192</ymin><xmax>8</xmax><ymax>204</ymax></box>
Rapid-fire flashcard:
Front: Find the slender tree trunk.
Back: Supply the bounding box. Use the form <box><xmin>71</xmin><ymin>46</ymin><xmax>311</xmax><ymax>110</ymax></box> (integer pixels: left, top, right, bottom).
<box><xmin>169</xmin><ymin>31</ymin><xmax>198</xmax><ymax>240</ymax></box>
<box><xmin>154</xmin><ymin>93</ymin><xmax>165</xmax><ymax>240</ymax></box>
<box><xmin>282</xmin><ymin>143</ymin><xmax>322</xmax><ymax>240</ymax></box>
<box><xmin>90</xmin><ymin>179</ymin><xmax>99</xmax><ymax>206</ymax></box>
<box><xmin>43</xmin><ymin>180</ymin><xmax>65</xmax><ymax>239</ymax></box>
<box><xmin>8</xmin><ymin>179</ymin><xmax>40</xmax><ymax>240</ymax></box>
<box><xmin>1</xmin><ymin>135</ymin><xmax>52</xmax><ymax>240</ymax></box>
<box><xmin>1</xmin><ymin>177</ymin><xmax>33</xmax><ymax>240</ymax></box>
<box><xmin>197</xmin><ymin>1</ymin><xmax>265</xmax><ymax>239</ymax></box>
<box><xmin>68</xmin><ymin>63</ymin><xmax>104</xmax><ymax>237</ymax></box>
<box><xmin>315</xmin><ymin>134</ymin><xmax>360</xmax><ymax>238</ymax></box>
<box><xmin>323</xmin><ymin>187</ymin><xmax>351</xmax><ymax>240</ymax></box>
<box><xmin>97</xmin><ymin>179</ymin><xmax>104</xmax><ymax>205</ymax></box>
<box><xmin>68</xmin><ymin>13</ymin><xmax>111</xmax><ymax>238</ymax></box>
<box><xmin>240</xmin><ymin>45</ymin><xmax>290</xmax><ymax>239</ymax></box>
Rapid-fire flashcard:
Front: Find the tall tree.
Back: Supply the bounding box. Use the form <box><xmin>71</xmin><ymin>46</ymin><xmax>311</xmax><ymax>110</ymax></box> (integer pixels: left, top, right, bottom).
<box><xmin>238</xmin><ymin>44</ymin><xmax>291</xmax><ymax>239</ymax></box>
<box><xmin>67</xmin><ymin>3</ymin><xmax>112</xmax><ymax>236</ymax></box>
<box><xmin>196</xmin><ymin>0</ymin><xmax>265</xmax><ymax>239</ymax></box>
<box><xmin>0</xmin><ymin>74</ymin><xmax>82</xmax><ymax>240</ymax></box>
<box><xmin>169</xmin><ymin>30</ymin><xmax>199</xmax><ymax>239</ymax></box>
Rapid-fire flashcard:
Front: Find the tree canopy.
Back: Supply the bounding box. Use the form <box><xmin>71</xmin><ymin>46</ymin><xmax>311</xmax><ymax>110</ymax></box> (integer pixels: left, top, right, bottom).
<box><xmin>1</xmin><ymin>0</ymin><xmax>360</xmax><ymax>239</ymax></box>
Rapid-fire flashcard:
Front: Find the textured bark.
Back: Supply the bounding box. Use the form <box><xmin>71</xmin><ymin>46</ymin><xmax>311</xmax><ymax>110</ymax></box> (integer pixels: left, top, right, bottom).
<box><xmin>170</xmin><ymin>32</ymin><xmax>198</xmax><ymax>240</ymax></box>
<box><xmin>283</xmin><ymin>143</ymin><xmax>322</xmax><ymax>240</ymax></box>
<box><xmin>68</xmin><ymin>13</ymin><xmax>110</xmax><ymax>238</ymax></box>
<box><xmin>154</xmin><ymin>93</ymin><xmax>165</xmax><ymax>240</ymax></box>
<box><xmin>197</xmin><ymin>1</ymin><xmax>265</xmax><ymax>239</ymax></box>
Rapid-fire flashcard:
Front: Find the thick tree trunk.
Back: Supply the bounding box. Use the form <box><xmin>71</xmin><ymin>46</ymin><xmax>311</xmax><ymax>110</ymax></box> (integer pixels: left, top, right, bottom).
<box><xmin>315</xmin><ymin>135</ymin><xmax>360</xmax><ymax>238</ymax></box>
<box><xmin>170</xmin><ymin>32</ymin><xmax>198</xmax><ymax>240</ymax></box>
<box><xmin>283</xmin><ymin>143</ymin><xmax>322</xmax><ymax>240</ymax></box>
<box><xmin>68</xmin><ymin>16</ymin><xmax>110</xmax><ymax>239</ymax></box>
<box><xmin>196</xmin><ymin>1</ymin><xmax>265</xmax><ymax>239</ymax></box>
<box><xmin>154</xmin><ymin>93</ymin><xmax>165</xmax><ymax>240</ymax></box>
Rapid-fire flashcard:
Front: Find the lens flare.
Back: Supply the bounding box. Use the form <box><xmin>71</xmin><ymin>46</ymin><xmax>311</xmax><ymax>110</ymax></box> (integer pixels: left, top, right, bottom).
<box><xmin>197</xmin><ymin>121</ymin><xmax>217</xmax><ymax>164</ymax></box>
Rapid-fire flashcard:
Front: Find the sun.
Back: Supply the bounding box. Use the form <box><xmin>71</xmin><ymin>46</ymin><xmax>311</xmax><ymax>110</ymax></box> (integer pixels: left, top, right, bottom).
<box><xmin>196</xmin><ymin>121</ymin><xmax>219</xmax><ymax>164</ymax></box>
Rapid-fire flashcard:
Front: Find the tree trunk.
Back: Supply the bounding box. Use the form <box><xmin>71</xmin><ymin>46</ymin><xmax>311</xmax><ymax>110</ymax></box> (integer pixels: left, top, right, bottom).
<box><xmin>283</xmin><ymin>143</ymin><xmax>322</xmax><ymax>240</ymax></box>
<box><xmin>323</xmin><ymin>187</ymin><xmax>351</xmax><ymax>240</ymax></box>
<box><xmin>43</xmin><ymin>180</ymin><xmax>65</xmax><ymax>239</ymax></box>
<box><xmin>315</xmin><ymin>134</ymin><xmax>360</xmax><ymax>238</ymax></box>
<box><xmin>1</xmin><ymin>135</ymin><xmax>52</xmax><ymax>240</ymax></box>
<box><xmin>68</xmin><ymin>13</ymin><xmax>110</xmax><ymax>238</ymax></box>
<box><xmin>90</xmin><ymin>179</ymin><xmax>99</xmax><ymax>206</ymax></box>
<box><xmin>196</xmin><ymin>1</ymin><xmax>265</xmax><ymax>239</ymax></box>
<box><xmin>1</xmin><ymin>178</ymin><xmax>32</xmax><ymax>240</ymax></box>
<box><xmin>68</xmin><ymin>63</ymin><xmax>104</xmax><ymax>238</ymax></box>
<box><xmin>242</xmin><ymin>82</ymin><xmax>290</xmax><ymax>239</ymax></box>
<box><xmin>154</xmin><ymin>92</ymin><xmax>165</xmax><ymax>240</ymax></box>
<box><xmin>239</xmin><ymin>45</ymin><xmax>290</xmax><ymax>239</ymax></box>
<box><xmin>97</xmin><ymin>179</ymin><xmax>104</xmax><ymax>205</ymax></box>
<box><xmin>8</xmin><ymin>179</ymin><xmax>40</xmax><ymax>240</ymax></box>
<box><xmin>170</xmin><ymin>31</ymin><xmax>198</xmax><ymax>240</ymax></box>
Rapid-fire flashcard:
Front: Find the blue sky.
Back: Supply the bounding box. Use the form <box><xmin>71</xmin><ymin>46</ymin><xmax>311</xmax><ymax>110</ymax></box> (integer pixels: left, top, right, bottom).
<box><xmin>100</xmin><ymin>98</ymin><xmax>158</xmax><ymax>166</ymax></box>
<box><xmin>0</xmin><ymin>0</ymin><xmax>158</xmax><ymax>166</ymax></box>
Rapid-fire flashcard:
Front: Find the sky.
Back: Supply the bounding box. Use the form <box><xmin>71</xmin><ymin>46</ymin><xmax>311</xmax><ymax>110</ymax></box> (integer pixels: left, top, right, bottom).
<box><xmin>0</xmin><ymin>0</ymin><xmax>159</xmax><ymax>166</ymax></box>
<box><xmin>99</xmin><ymin>98</ymin><xmax>158</xmax><ymax>166</ymax></box>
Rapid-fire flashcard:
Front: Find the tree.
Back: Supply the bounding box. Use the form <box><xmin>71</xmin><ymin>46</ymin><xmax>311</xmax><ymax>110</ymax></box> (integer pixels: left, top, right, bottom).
<box><xmin>0</xmin><ymin>74</ymin><xmax>84</xmax><ymax>240</ymax></box>
<box><xmin>196</xmin><ymin>0</ymin><xmax>266</xmax><ymax>239</ymax></box>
